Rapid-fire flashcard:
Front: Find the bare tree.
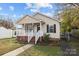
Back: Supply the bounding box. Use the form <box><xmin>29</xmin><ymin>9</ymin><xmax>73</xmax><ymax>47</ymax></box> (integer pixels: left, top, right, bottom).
<box><xmin>0</xmin><ymin>15</ymin><xmax>14</xmax><ymax>29</ymax></box>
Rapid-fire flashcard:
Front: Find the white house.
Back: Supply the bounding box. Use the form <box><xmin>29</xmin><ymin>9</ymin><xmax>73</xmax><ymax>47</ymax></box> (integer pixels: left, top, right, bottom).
<box><xmin>0</xmin><ymin>26</ymin><xmax>17</xmax><ymax>39</ymax></box>
<box><xmin>16</xmin><ymin>13</ymin><xmax>60</xmax><ymax>44</ymax></box>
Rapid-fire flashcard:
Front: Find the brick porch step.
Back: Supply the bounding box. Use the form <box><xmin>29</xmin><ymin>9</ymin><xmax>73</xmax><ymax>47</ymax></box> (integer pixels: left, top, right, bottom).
<box><xmin>29</xmin><ymin>36</ymin><xmax>35</xmax><ymax>44</ymax></box>
<box><xmin>16</xmin><ymin>36</ymin><xmax>28</xmax><ymax>42</ymax></box>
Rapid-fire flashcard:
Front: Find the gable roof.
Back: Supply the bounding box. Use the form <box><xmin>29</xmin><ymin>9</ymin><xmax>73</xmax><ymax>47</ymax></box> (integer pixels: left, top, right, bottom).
<box><xmin>16</xmin><ymin>15</ymin><xmax>41</xmax><ymax>24</ymax></box>
<box><xmin>33</xmin><ymin>12</ymin><xmax>60</xmax><ymax>22</ymax></box>
<box><xmin>16</xmin><ymin>12</ymin><xmax>60</xmax><ymax>25</ymax></box>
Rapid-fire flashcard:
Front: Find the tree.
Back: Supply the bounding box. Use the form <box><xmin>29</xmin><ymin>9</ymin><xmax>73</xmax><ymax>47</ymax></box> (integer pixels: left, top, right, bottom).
<box><xmin>61</xmin><ymin>7</ymin><xmax>79</xmax><ymax>29</ymax></box>
<box><xmin>60</xmin><ymin>4</ymin><xmax>79</xmax><ymax>40</ymax></box>
<box><xmin>0</xmin><ymin>15</ymin><xmax>14</xmax><ymax>29</ymax></box>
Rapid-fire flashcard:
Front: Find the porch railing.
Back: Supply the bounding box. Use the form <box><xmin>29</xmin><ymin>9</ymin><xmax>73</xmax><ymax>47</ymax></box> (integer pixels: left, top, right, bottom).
<box><xmin>28</xmin><ymin>30</ymin><xmax>34</xmax><ymax>43</ymax></box>
<box><xmin>16</xmin><ymin>29</ymin><xmax>26</xmax><ymax>36</ymax></box>
<box><xmin>16</xmin><ymin>29</ymin><xmax>44</xmax><ymax>44</ymax></box>
<box><xmin>35</xmin><ymin>30</ymin><xmax>43</xmax><ymax>44</ymax></box>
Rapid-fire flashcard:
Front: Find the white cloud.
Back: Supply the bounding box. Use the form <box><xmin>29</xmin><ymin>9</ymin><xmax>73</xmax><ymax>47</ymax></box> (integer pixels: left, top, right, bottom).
<box><xmin>35</xmin><ymin>3</ymin><xmax>53</xmax><ymax>9</ymax></box>
<box><xmin>20</xmin><ymin>14</ymin><xmax>25</xmax><ymax>18</ymax></box>
<box><xmin>24</xmin><ymin>3</ymin><xmax>53</xmax><ymax>13</ymax></box>
<box><xmin>42</xmin><ymin>12</ymin><xmax>53</xmax><ymax>17</ymax></box>
<box><xmin>9</xmin><ymin>6</ymin><xmax>14</xmax><ymax>11</ymax></box>
<box><xmin>24</xmin><ymin>3</ymin><xmax>32</xmax><ymax>9</ymax></box>
<box><xmin>0</xmin><ymin>13</ymin><xmax>8</xmax><ymax>16</ymax></box>
<box><xmin>30</xmin><ymin>8</ymin><xmax>40</xmax><ymax>12</ymax></box>
<box><xmin>12</xmin><ymin>14</ymin><xmax>16</xmax><ymax>18</ymax></box>
<box><xmin>30</xmin><ymin>3</ymin><xmax>53</xmax><ymax>12</ymax></box>
<box><xmin>0</xmin><ymin>7</ymin><xmax>2</xmax><ymax>10</ymax></box>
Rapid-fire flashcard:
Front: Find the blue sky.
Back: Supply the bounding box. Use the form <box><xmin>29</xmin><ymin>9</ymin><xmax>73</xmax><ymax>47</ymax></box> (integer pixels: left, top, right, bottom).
<box><xmin>0</xmin><ymin>3</ymin><xmax>62</xmax><ymax>22</ymax></box>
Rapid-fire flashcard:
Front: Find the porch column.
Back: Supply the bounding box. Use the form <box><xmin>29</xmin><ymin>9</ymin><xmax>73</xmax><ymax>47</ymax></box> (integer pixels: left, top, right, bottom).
<box><xmin>40</xmin><ymin>20</ymin><xmax>42</xmax><ymax>32</ymax></box>
<box><xmin>32</xmin><ymin>23</ymin><xmax>34</xmax><ymax>35</ymax></box>
<box><xmin>24</xmin><ymin>23</ymin><xmax>26</xmax><ymax>35</ymax></box>
<box><xmin>40</xmin><ymin>20</ymin><xmax>42</xmax><ymax>42</ymax></box>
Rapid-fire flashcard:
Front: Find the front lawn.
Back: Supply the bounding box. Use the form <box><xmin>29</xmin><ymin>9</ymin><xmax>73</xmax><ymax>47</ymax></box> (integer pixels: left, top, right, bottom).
<box><xmin>0</xmin><ymin>38</ymin><xmax>24</xmax><ymax>55</ymax></box>
<box><xmin>68</xmin><ymin>39</ymin><xmax>79</xmax><ymax>55</ymax></box>
<box><xmin>18</xmin><ymin>38</ymin><xmax>79</xmax><ymax>56</ymax></box>
<box><xmin>18</xmin><ymin>45</ymin><xmax>62</xmax><ymax>56</ymax></box>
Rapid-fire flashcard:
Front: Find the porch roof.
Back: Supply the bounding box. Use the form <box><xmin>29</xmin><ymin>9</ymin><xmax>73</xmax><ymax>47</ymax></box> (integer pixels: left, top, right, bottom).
<box><xmin>16</xmin><ymin>15</ymin><xmax>42</xmax><ymax>25</ymax></box>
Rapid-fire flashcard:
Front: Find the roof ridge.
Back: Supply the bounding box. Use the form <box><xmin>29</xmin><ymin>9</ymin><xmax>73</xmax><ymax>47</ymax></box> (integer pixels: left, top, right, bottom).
<box><xmin>16</xmin><ymin>15</ymin><xmax>29</xmax><ymax>24</ymax></box>
<box><xmin>27</xmin><ymin>15</ymin><xmax>40</xmax><ymax>21</ymax></box>
<box><xmin>16</xmin><ymin>14</ymin><xmax>40</xmax><ymax>24</ymax></box>
<box><xmin>33</xmin><ymin>12</ymin><xmax>59</xmax><ymax>22</ymax></box>
<box><xmin>16</xmin><ymin>12</ymin><xmax>60</xmax><ymax>24</ymax></box>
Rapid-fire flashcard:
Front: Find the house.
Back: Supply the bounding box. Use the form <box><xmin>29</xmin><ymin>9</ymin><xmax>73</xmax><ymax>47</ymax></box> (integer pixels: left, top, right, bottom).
<box><xmin>0</xmin><ymin>27</ymin><xmax>13</xmax><ymax>39</ymax></box>
<box><xmin>16</xmin><ymin>13</ymin><xmax>60</xmax><ymax>44</ymax></box>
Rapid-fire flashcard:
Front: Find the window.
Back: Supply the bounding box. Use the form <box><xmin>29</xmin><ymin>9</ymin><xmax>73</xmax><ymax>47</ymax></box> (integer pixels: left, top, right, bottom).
<box><xmin>50</xmin><ymin>25</ymin><xmax>54</xmax><ymax>32</ymax></box>
<box><xmin>47</xmin><ymin>24</ymin><xmax>56</xmax><ymax>33</ymax></box>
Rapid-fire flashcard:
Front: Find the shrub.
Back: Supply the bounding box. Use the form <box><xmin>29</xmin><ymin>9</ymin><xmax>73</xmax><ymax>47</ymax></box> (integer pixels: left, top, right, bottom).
<box><xmin>43</xmin><ymin>34</ymin><xmax>50</xmax><ymax>43</ymax></box>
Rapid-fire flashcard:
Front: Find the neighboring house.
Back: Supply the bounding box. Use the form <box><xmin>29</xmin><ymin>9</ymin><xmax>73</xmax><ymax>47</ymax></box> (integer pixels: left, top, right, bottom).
<box><xmin>0</xmin><ymin>26</ymin><xmax>16</xmax><ymax>39</ymax></box>
<box><xmin>0</xmin><ymin>27</ymin><xmax>13</xmax><ymax>39</ymax></box>
<box><xmin>16</xmin><ymin>13</ymin><xmax>60</xmax><ymax>44</ymax></box>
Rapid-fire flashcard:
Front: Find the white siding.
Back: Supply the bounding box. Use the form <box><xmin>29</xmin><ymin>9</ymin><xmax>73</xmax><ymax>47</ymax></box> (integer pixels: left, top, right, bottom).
<box><xmin>0</xmin><ymin>27</ymin><xmax>13</xmax><ymax>39</ymax></box>
<box><xmin>34</xmin><ymin>14</ymin><xmax>60</xmax><ymax>39</ymax></box>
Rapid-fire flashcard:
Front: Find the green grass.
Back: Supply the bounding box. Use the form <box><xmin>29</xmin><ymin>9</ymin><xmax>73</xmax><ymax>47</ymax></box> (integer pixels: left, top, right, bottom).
<box><xmin>68</xmin><ymin>39</ymin><xmax>79</xmax><ymax>55</ymax></box>
<box><xmin>18</xmin><ymin>39</ymin><xmax>79</xmax><ymax>56</ymax></box>
<box><xmin>0</xmin><ymin>38</ymin><xmax>24</xmax><ymax>55</ymax></box>
<box><xmin>18</xmin><ymin>45</ymin><xmax>62</xmax><ymax>56</ymax></box>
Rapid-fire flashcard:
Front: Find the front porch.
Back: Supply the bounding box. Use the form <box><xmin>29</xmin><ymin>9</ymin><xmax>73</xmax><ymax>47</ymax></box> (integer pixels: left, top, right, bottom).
<box><xmin>16</xmin><ymin>17</ymin><xmax>45</xmax><ymax>44</ymax></box>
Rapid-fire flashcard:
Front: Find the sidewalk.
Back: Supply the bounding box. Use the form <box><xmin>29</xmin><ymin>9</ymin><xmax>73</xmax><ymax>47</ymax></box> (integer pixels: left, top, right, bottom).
<box><xmin>2</xmin><ymin>44</ymin><xmax>34</xmax><ymax>56</ymax></box>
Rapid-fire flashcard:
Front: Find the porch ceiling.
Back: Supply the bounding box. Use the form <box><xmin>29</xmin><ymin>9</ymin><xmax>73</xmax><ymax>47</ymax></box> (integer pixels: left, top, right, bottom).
<box><xmin>16</xmin><ymin>15</ymin><xmax>42</xmax><ymax>25</ymax></box>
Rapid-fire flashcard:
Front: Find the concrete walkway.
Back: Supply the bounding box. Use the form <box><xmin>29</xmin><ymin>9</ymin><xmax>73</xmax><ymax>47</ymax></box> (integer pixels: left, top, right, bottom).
<box><xmin>2</xmin><ymin>44</ymin><xmax>34</xmax><ymax>56</ymax></box>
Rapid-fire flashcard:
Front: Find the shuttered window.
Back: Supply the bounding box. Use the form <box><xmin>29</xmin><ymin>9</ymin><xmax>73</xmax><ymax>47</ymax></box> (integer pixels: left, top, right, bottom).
<box><xmin>47</xmin><ymin>24</ymin><xmax>56</xmax><ymax>33</ymax></box>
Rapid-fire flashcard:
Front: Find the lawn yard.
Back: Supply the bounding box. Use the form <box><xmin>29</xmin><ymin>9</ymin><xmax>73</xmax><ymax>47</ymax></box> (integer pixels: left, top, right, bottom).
<box><xmin>68</xmin><ymin>39</ymin><xmax>79</xmax><ymax>55</ymax></box>
<box><xmin>1</xmin><ymin>37</ymin><xmax>79</xmax><ymax>56</ymax></box>
<box><xmin>17</xmin><ymin>38</ymin><xmax>79</xmax><ymax>56</ymax></box>
<box><xmin>18</xmin><ymin>45</ymin><xmax>63</xmax><ymax>56</ymax></box>
<box><xmin>0</xmin><ymin>38</ymin><xmax>24</xmax><ymax>55</ymax></box>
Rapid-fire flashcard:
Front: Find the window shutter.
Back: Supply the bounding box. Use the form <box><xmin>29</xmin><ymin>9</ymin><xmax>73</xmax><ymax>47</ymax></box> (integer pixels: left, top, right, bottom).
<box><xmin>54</xmin><ymin>24</ymin><xmax>56</xmax><ymax>33</ymax></box>
<box><xmin>47</xmin><ymin>24</ymin><xmax>49</xmax><ymax>33</ymax></box>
